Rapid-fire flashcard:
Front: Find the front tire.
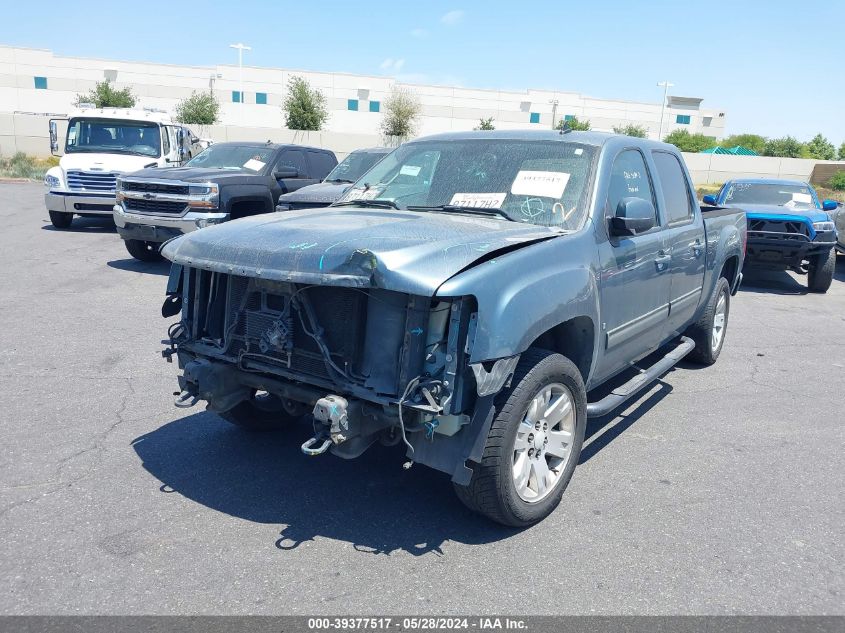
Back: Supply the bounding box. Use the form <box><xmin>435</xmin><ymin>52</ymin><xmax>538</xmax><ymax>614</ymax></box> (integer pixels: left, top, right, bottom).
<box><xmin>453</xmin><ymin>349</ymin><xmax>586</xmax><ymax>527</ymax></box>
<box><xmin>218</xmin><ymin>391</ymin><xmax>307</xmax><ymax>431</ymax></box>
<box><xmin>807</xmin><ymin>249</ymin><xmax>835</xmax><ymax>293</ymax></box>
<box><xmin>686</xmin><ymin>276</ymin><xmax>730</xmax><ymax>366</ymax></box>
<box><xmin>124</xmin><ymin>239</ymin><xmax>163</xmax><ymax>262</ymax></box>
<box><xmin>49</xmin><ymin>211</ymin><xmax>73</xmax><ymax>228</ymax></box>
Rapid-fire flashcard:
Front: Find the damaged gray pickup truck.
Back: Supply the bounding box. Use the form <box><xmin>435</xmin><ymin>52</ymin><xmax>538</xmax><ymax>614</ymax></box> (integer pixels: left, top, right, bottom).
<box><xmin>159</xmin><ymin>130</ymin><xmax>746</xmax><ymax>526</ymax></box>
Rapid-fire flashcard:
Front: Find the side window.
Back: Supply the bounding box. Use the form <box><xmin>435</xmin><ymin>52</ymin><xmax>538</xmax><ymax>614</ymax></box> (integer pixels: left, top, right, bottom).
<box><xmin>307</xmin><ymin>150</ymin><xmax>337</xmax><ymax>179</ymax></box>
<box><xmin>652</xmin><ymin>151</ymin><xmax>694</xmax><ymax>224</ymax></box>
<box><xmin>607</xmin><ymin>149</ymin><xmax>655</xmax><ymax>220</ymax></box>
<box><xmin>275</xmin><ymin>150</ymin><xmax>307</xmax><ymax>177</ymax></box>
<box><xmin>161</xmin><ymin>127</ymin><xmax>170</xmax><ymax>155</ymax></box>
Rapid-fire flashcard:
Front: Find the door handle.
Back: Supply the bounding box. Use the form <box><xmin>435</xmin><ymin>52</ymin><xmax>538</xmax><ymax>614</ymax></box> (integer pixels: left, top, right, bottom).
<box><xmin>654</xmin><ymin>251</ymin><xmax>671</xmax><ymax>272</ymax></box>
<box><xmin>689</xmin><ymin>239</ymin><xmax>703</xmax><ymax>257</ymax></box>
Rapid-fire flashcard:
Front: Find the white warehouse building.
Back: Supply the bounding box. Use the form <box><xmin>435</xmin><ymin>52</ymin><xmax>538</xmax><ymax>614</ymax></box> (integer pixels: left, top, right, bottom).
<box><xmin>0</xmin><ymin>44</ymin><xmax>726</xmax><ymax>153</ymax></box>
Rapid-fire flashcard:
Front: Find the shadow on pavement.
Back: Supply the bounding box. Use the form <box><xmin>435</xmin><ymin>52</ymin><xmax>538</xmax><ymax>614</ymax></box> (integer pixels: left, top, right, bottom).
<box><xmin>835</xmin><ymin>254</ymin><xmax>845</xmax><ymax>282</ymax></box>
<box><xmin>41</xmin><ymin>217</ymin><xmax>116</xmax><ymax>233</ymax></box>
<box><xmin>739</xmin><ymin>268</ymin><xmax>808</xmax><ymax>295</ymax></box>
<box><xmin>582</xmin><ymin>370</ymin><xmax>673</xmax><ymax>465</ymax></box>
<box><xmin>132</xmin><ymin>411</ymin><xmax>518</xmax><ymax>555</ymax></box>
<box><xmin>107</xmin><ymin>258</ymin><xmax>170</xmax><ymax>276</ymax></box>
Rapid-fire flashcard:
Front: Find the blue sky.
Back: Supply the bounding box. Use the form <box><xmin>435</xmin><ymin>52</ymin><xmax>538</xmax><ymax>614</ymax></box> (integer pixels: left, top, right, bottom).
<box><xmin>2</xmin><ymin>0</ymin><xmax>842</xmax><ymax>144</ymax></box>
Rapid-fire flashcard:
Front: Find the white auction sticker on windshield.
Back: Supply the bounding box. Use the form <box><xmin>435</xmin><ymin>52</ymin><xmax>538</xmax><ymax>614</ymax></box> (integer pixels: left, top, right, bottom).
<box><xmin>791</xmin><ymin>192</ymin><xmax>812</xmax><ymax>204</ymax></box>
<box><xmin>511</xmin><ymin>170</ymin><xmax>570</xmax><ymax>198</ymax></box>
<box><xmin>243</xmin><ymin>158</ymin><xmax>266</xmax><ymax>171</ymax></box>
<box><xmin>449</xmin><ymin>192</ymin><xmax>507</xmax><ymax>209</ymax></box>
<box><xmin>344</xmin><ymin>187</ymin><xmax>381</xmax><ymax>201</ymax></box>
<box><xmin>400</xmin><ymin>164</ymin><xmax>422</xmax><ymax>177</ymax></box>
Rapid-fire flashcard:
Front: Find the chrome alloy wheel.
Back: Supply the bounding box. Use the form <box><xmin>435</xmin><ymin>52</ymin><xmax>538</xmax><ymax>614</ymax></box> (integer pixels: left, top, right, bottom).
<box><xmin>512</xmin><ymin>383</ymin><xmax>576</xmax><ymax>503</ymax></box>
<box><xmin>712</xmin><ymin>292</ymin><xmax>727</xmax><ymax>353</ymax></box>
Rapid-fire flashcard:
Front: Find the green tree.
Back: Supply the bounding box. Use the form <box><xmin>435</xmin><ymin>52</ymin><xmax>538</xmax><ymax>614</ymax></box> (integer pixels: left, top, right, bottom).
<box><xmin>474</xmin><ymin>117</ymin><xmax>495</xmax><ymax>131</ymax></box>
<box><xmin>380</xmin><ymin>86</ymin><xmax>421</xmax><ymax>140</ymax></box>
<box><xmin>763</xmin><ymin>136</ymin><xmax>805</xmax><ymax>158</ymax></box>
<box><xmin>663</xmin><ymin>129</ymin><xmax>717</xmax><ymax>153</ymax></box>
<box><xmin>719</xmin><ymin>133</ymin><xmax>767</xmax><ymax>155</ymax></box>
<box><xmin>283</xmin><ymin>76</ymin><xmax>328</xmax><ymax>131</ymax></box>
<box><xmin>829</xmin><ymin>171</ymin><xmax>845</xmax><ymax>191</ymax></box>
<box><xmin>838</xmin><ymin>142</ymin><xmax>845</xmax><ymax>161</ymax></box>
<box><xmin>175</xmin><ymin>91</ymin><xmax>220</xmax><ymax>125</ymax></box>
<box><xmin>74</xmin><ymin>79</ymin><xmax>136</xmax><ymax>108</ymax></box>
<box><xmin>612</xmin><ymin>124</ymin><xmax>648</xmax><ymax>138</ymax></box>
<box><xmin>556</xmin><ymin>116</ymin><xmax>590</xmax><ymax>131</ymax></box>
<box><xmin>805</xmin><ymin>133</ymin><xmax>836</xmax><ymax>160</ymax></box>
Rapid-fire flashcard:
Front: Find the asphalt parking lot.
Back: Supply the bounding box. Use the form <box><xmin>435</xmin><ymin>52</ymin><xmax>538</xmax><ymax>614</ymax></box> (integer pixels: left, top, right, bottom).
<box><xmin>1</xmin><ymin>181</ymin><xmax>843</xmax><ymax>615</ymax></box>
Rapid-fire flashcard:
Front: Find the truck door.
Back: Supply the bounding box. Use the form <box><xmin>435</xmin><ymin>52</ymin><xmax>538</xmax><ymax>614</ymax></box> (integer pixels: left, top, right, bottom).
<box><xmin>650</xmin><ymin>151</ymin><xmax>704</xmax><ymax>336</ymax></box>
<box><xmin>597</xmin><ymin>148</ymin><xmax>672</xmax><ymax>379</ymax></box>
<box><xmin>273</xmin><ymin>149</ymin><xmax>313</xmax><ymax>195</ymax></box>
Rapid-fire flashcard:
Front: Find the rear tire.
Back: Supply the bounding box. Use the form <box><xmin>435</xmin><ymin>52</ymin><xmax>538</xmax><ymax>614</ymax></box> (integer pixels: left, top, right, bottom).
<box><xmin>49</xmin><ymin>211</ymin><xmax>73</xmax><ymax>228</ymax></box>
<box><xmin>453</xmin><ymin>348</ymin><xmax>586</xmax><ymax>527</ymax></box>
<box><xmin>686</xmin><ymin>277</ymin><xmax>730</xmax><ymax>366</ymax></box>
<box><xmin>807</xmin><ymin>249</ymin><xmax>835</xmax><ymax>293</ymax></box>
<box><xmin>218</xmin><ymin>391</ymin><xmax>308</xmax><ymax>431</ymax></box>
<box><xmin>124</xmin><ymin>239</ymin><xmax>163</xmax><ymax>262</ymax></box>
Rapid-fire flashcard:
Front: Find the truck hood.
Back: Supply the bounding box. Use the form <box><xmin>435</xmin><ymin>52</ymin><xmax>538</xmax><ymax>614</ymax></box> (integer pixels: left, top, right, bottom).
<box><xmin>161</xmin><ymin>207</ymin><xmax>562</xmax><ymax>296</ymax></box>
<box><xmin>728</xmin><ymin>203</ymin><xmax>830</xmax><ymax>224</ymax></box>
<box><xmin>277</xmin><ymin>182</ymin><xmax>351</xmax><ymax>204</ymax></box>
<box><xmin>124</xmin><ymin>166</ymin><xmax>267</xmax><ymax>184</ymax></box>
<box><xmin>59</xmin><ymin>153</ymin><xmax>159</xmax><ymax>174</ymax></box>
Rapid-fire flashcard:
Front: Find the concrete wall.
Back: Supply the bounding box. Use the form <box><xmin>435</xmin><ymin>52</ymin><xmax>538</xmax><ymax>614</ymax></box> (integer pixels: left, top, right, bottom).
<box><xmin>0</xmin><ymin>44</ymin><xmax>726</xmax><ymax>141</ymax></box>
<box><xmin>681</xmin><ymin>153</ymin><xmax>832</xmax><ymax>185</ymax></box>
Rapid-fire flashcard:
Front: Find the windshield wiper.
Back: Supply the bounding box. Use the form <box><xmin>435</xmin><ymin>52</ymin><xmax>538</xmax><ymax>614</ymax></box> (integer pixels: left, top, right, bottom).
<box><xmin>334</xmin><ymin>199</ymin><xmax>401</xmax><ymax>209</ymax></box>
<box><xmin>326</xmin><ymin>178</ymin><xmax>355</xmax><ymax>184</ymax></box>
<box><xmin>407</xmin><ymin>204</ymin><xmax>515</xmax><ymax>221</ymax></box>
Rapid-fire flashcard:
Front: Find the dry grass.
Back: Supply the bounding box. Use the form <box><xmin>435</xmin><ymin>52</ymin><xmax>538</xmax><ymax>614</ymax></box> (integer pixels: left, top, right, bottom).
<box><xmin>0</xmin><ymin>153</ymin><xmax>60</xmax><ymax>180</ymax></box>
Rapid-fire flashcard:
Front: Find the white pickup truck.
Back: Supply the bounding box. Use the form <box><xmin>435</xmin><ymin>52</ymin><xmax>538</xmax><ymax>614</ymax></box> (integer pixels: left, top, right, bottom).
<box><xmin>44</xmin><ymin>107</ymin><xmax>197</xmax><ymax>228</ymax></box>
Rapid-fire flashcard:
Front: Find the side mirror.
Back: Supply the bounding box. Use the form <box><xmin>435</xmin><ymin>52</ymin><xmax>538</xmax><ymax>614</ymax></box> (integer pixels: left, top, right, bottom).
<box><xmin>702</xmin><ymin>194</ymin><xmax>718</xmax><ymax>206</ymax></box>
<box><xmin>273</xmin><ymin>167</ymin><xmax>298</xmax><ymax>179</ymax></box>
<box><xmin>49</xmin><ymin>120</ymin><xmax>59</xmax><ymax>155</ymax></box>
<box><xmin>191</xmin><ymin>136</ymin><xmax>199</xmax><ymax>144</ymax></box>
<box><xmin>610</xmin><ymin>197</ymin><xmax>656</xmax><ymax>236</ymax></box>
<box><xmin>822</xmin><ymin>199</ymin><xmax>838</xmax><ymax>212</ymax></box>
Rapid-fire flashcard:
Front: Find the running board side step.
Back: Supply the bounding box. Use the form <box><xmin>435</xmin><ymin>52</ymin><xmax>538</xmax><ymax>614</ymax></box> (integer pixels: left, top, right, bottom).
<box><xmin>586</xmin><ymin>336</ymin><xmax>695</xmax><ymax>418</ymax></box>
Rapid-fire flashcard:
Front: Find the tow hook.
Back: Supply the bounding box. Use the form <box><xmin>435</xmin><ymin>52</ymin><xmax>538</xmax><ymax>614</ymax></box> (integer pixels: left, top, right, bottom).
<box><xmin>300</xmin><ymin>395</ymin><xmax>349</xmax><ymax>456</ymax></box>
<box><xmin>174</xmin><ymin>390</ymin><xmax>199</xmax><ymax>408</ymax></box>
<box><xmin>301</xmin><ymin>435</ymin><xmax>332</xmax><ymax>456</ymax></box>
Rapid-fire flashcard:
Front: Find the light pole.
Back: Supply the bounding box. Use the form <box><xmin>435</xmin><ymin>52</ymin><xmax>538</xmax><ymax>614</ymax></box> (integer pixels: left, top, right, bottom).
<box><xmin>549</xmin><ymin>99</ymin><xmax>559</xmax><ymax>130</ymax></box>
<box><xmin>657</xmin><ymin>81</ymin><xmax>674</xmax><ymax>140</ymax></box>
<box><xmin>229</xmin><ymin>43</ymin><xmax>251</xmax><ymax>122</ymax></box>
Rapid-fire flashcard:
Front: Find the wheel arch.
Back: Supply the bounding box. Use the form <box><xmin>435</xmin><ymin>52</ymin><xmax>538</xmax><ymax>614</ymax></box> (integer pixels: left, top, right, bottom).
<box><xmin>525</xmin><ymin>316</ymin><xmax>595</xmax><ymax>385</ymax></box>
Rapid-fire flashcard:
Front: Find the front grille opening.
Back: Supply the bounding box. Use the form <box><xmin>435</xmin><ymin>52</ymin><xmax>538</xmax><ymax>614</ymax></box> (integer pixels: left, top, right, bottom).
<box><xmin>123</xmin><ymin>181</ymin><xmax>190</xmax><ymax>196</ymax></box>
<box><xmin>66</xmin><ymin>170</ymin><xmax>117</xmax><ymax>192</ymax></box>
<box><xmin>73</xmin><ymin>203</ymin><xmax>113</xmax><ymax>212</ymax></box>
<box><xmin>125</xmin><ymin>198</ymin><xmax>187</xmax><ymax>215</ymax></box>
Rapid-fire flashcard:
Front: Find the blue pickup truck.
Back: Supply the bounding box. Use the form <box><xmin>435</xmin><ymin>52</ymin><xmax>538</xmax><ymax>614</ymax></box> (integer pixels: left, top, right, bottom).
<box><xmin>159</xmin><ymin>131</ymin><xmax>746</xmax><ymax>526</ymax></box>
<box><xmin>704</xmin><ymin>179</ymin><xmax>838</xmax><ymax>292</ymax></box>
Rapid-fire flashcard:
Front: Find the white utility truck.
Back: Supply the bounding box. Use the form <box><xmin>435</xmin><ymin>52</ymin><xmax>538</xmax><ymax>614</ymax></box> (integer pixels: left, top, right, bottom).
<box><xmin>44</xmin><ymin>107</ymin><xmax>191</xmax><ymax>228</ymax></box>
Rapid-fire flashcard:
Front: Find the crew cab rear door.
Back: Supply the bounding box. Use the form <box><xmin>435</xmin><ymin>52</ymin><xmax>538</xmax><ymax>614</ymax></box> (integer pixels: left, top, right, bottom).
<box><xmin>597</xmin><ymin>148</ymin><xmax>672</xmax><ymax>378</ymax></box>
<box><xmin>650</xmin><ymin>150</ymin><xmax>705</xmax><ymax>335</ymax></box>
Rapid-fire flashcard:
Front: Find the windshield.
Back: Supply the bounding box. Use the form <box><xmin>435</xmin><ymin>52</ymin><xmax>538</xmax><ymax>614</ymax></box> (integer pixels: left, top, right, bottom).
<box><xmin>724</xmin><ymin>182</ymin><xmax>817</xmax><ymax>208</ymax></box>
<box><xmin>65</xmin><ymin>118</ymin><xmax>161</xmax><ymax>157</ymax></box>
<box><xmin>336</xmin><ymin>139</ymin><xmax>597</xmax><ymax>228</ymax></box>
<box><xmin>325</xmin><ymin>150</ymin><xmax>389</xmax><ymax>183</ymax></box>
<box><xmin>185</xmin><ymin>144</ymin><xmax>274</xmax><ymax>171</ymax></box>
